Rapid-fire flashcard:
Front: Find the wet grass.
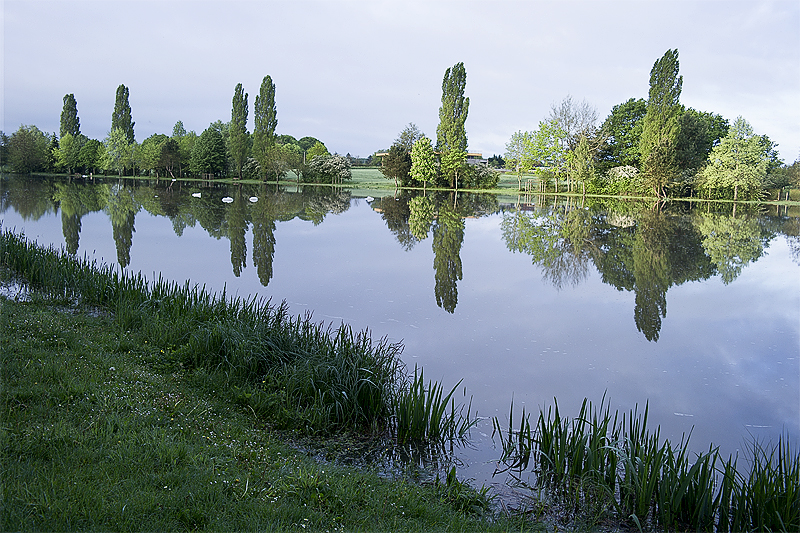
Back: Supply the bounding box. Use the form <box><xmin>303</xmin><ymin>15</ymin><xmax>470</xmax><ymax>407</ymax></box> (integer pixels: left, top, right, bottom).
<box><xmin>493</xmin><ymin>396</ymin><xmax>799</xmax><ymax>531</ymax></box>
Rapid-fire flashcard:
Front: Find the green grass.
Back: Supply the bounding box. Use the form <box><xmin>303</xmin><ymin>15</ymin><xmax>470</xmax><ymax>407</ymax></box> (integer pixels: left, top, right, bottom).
<box><xmin>1</xmin><ymin>296</ymin><xmax>539</xmax><ymax>531</ymax></box>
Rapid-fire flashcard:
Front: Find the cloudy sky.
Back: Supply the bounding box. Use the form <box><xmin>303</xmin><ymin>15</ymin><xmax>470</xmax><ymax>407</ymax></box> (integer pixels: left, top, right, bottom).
<box><xmin>3</xmin><ymin>0</ymin><xmax>799</xmax><ymax>162</ymax></box>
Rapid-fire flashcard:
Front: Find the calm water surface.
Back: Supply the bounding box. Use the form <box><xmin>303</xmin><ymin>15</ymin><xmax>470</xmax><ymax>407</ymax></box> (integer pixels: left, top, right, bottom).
<box><xmin>2</xmin><ymin>175</ymin><xmax>798</xmax><ymax>491</ymax></box>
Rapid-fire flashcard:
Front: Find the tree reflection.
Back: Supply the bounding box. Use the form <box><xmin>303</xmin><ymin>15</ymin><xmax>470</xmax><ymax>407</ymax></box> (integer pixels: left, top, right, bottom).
<box><xmin>226</xmin><ymin>190</ymin><xmax>248</xmax><ymax>277</ymax></box>
<box><xmin>105</xmin><ymin>184</ymin><xmax>138</xmax><ymax>268</ymax></box>
<box><xmin>694</xmin><ymin>213</ymin><xmax>765</xmax><ymax>284</ymax></box>
<box><xmin>375</xmin><ymin>194</ymin><xmax>418</xmax><ymax>251</ymax></box>
<box><xmin>432</xmin><ymin>203</ymin><xmax>464</xmax><ymax>313</ymax></box>
<box><xmin>252</xmin><ymin>189</ymin><xmax>278</xmax><ymax>287</ymax></box>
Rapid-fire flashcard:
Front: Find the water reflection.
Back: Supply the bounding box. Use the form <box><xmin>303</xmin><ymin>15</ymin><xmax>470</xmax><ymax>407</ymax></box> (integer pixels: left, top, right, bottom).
<box><xmin>1</xmin><ymin>175</ymin><xmax>798</xmax><ymax>341</ymax></box>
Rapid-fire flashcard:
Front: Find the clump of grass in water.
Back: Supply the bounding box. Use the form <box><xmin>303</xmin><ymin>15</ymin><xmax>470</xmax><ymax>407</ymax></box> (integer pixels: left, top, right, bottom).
<box><xmin>493</xmin><ymin>395</ymin><xmax>799</xmax><ymax>532</ymax></box>
<box><xmin>392</xmin><ymin>366</ymin><xmax>476</xmax><ymax>445</ymax></box>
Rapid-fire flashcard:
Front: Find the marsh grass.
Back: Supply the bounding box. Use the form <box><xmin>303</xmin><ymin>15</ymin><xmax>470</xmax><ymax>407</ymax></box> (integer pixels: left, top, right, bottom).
<box><xmin>494</xmin><ymin>396</ymin><xmax>799</xmax><ymax>531</ymax></box>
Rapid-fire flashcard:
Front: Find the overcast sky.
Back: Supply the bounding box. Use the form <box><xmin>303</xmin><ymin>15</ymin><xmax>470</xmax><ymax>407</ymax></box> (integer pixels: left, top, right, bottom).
<box><xmin>3</xmin><ymin>0</ymin><xmax>799</xmax><ymax>162</ymax></box>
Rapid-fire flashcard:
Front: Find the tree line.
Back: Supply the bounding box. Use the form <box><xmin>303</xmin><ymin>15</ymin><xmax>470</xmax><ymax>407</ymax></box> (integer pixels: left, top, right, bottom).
<box><xmin>504</xmin><ymin>49</ymin><xmax>799</xmax><ymax>201</ymax></box>
<box><xmin>0</xmin><ymin>78</ymin><xmax>357</xmax><ymax>184</ymax></box>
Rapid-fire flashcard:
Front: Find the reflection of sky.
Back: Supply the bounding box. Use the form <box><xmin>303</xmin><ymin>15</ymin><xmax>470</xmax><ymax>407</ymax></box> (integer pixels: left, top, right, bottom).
<box><xmin>2</xmin><ymin>196</ymin><xmax>798</xmax><ymax>488</ymax></box>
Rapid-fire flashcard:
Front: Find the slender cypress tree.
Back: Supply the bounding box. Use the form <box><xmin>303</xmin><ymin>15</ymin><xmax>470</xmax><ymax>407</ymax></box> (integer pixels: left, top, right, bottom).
<box><xmin>640</xmin><ymin>49</ymin><xmax>682</xmax><ymax>197</ymax></box>
<box><xmin>60</xmin><ymin>94</ymin><xmax>80</xmax><ymax>139</ymax></box>
<box><xmin>111</xmin><ymin>84</ymin><xmax>135</xmax><ymax>144</ymax></box>
<box><xmin>253</xmin><ymin>76</ymin><xmax>277</xmax><ymax>179</ymax></box>
<box><xmin>230</xmin><ymin>83</ymin><xmax>249</xmax><ymax>179</ymax></box>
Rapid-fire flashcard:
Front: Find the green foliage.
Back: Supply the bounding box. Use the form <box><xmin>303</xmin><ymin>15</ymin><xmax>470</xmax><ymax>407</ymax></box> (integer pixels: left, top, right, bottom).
<box><xmin>100</xmin><ymin>127</ymin><xmax>133</xmax><ymax>176</ymax></box>
<box><xmin>305</xmin><ymin>141</ymin><xmax>329</xmax><ymax>161</ymax></box>
<box><xmin>597</xmin><ymin>98</ymin><xmax>647</xmax><ymax>172</ymax></box>
<box><xmin>111</xmin><ymin>84</ymin><xmax>135</xmax><ymax>144</ymax></box>
<box><xmin>694</xmin><ymin>213</ymin><xmax>765</xmax><ymax>284</ymax></box>
<box><xmin>60</xmin><ymin>93</ymin><xmax>80</xmax><ymax>139</ymax></box>
<box><xmin>54</xmin><ymin>132</ymin><xmax>87</xmax><ymax>174</ymax></box>
<box><xmin>6</xmin><ymin>124</ymin><xmax>53</xmax><ymax>173</ymax></box>
<box><xmin>695</xmin><ymin>116</ymin><xmax>770</xmax><ymax>200</ymax></box>
<box><xmin>640</xmin><ymin>49</ymin><xmax>683</xmax><ymax>197</ymax></box>
<box><xmin>410</xmin><ymin>135</ymin><xmax>436</xmax><ymax>187</ymax></box>
<box><xmin>436</xmin><ymin>62</ymin><xmax>470</xmax><ymax>188</ymax></box>
<box><xmin>230</xmin><ymin>83</ymin><xmax>250</xmax><ymax>179</ymax></box>
<box><xmin>253</xmin><ymin>75</ymin><xmax>278</xmax><ymax>179</ymax></box>
<box><xmin>380</xmin><ymin>143</ymin><xmax>412</xmax><ymax>188</ymax></box>
<box><xmin>78</xmin><ymin>138</ymin><xmax>103</xmax><ymax>174</ymax></box>
<box><xmin>191</xmin><ymin>126</ymin><xmax>227</xmax><ymax>177</ymax></box>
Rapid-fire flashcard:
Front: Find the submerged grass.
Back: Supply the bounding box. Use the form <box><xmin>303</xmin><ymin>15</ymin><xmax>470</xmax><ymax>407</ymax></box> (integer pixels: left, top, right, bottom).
<box><xmin>493</xmin><ymin>396</ymin><xmax>799</xmax><ymax>531</ymax></box>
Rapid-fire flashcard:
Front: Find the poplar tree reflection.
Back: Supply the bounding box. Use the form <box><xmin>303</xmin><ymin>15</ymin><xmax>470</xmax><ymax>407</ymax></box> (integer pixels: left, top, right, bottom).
<box><xmin>226</xmin><ymin>191</ymin><xmax>248</xmax><ymax>277</ymax></box>
<box><xmin>252</xmin><ymin>190</ymin><xmax>277</xmax><ymax>287</ymax></box>
<box><xmin>432</xmin><ymin>203</ymin><xmax>464</xmax><ymax>313</ymax></box>
<box><xmin>105</xmin><ymin>184</ymin><xmax>138</xmax><ymax>268</ymax></box>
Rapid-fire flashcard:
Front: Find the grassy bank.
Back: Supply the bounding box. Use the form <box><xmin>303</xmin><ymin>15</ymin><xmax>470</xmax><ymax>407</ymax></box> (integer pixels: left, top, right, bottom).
<box><xmin>0</xmin><ymin>230</ymin><xmax>536</xmax><ymax>531</ymax></box>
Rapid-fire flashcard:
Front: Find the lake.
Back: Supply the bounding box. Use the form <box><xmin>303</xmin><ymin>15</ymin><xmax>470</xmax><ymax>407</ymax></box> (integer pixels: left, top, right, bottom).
<box><xmin>2</xmin><ymin>174</ymin><xmax>798</xmax><ymax>493</ymax></box>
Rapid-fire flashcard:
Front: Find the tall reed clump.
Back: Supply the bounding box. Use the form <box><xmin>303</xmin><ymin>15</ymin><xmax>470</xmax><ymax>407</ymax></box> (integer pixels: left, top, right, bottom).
<box><xmin>493</xmin><ymin>396</ymin><xmax>799</xmax><ymax>532</ymax></box>
<box><xmin>0</xmin><ymin>229</ymin><xmax>475</xmax><ymax>446</ymax></box>
<box><xmin>392</xmin><ymin>366</ymin><xmax>476</xmax><ymax>445</ymax></box>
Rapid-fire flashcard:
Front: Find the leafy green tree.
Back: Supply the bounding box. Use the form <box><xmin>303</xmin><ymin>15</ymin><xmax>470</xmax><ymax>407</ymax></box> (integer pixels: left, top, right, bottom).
<box><xmin>230</xmin><ymin>83</ymin><xmax>250</xmax><ymax>179</ymax></box>
<box><xmin>596</xmin><ymin>98</ymin><xmax>647</xmax><ymax>172</ymax></box>
<box><xmin>55</xmin><ymin>132</ymin><xmax>87</xmax><ymax>174</ymax></box>
<box><xmin>0</xmin><ymin>131</ymin><xmax>9</xmax><ymax>169</ymax></box>
<box><xmin>567</xmin><ymin>135</ymin><xmax>595</xmax><ymax>195</ymax></box>
<box><xmin>695</xmin><ymin>116</ymin><xmax>770</xmax><ymax>200</ymax></box>
<box><xmin>60</xmin><ymin>94</ymin><xmax>80</xmax><ymax>139</ymax></box>
<box><xmin>112</xmin><ymin>84</ymin><xmax>135</xmax><ymax>144</ymax></box>
<box><xmin>253</xmin><ymin>75</ymin><xmax>278</xmax><ymax>179</ymax></box>
<box><xmin>101</xmin><ymin>128</ymin><xmax>133</xmax><ymax>176</ymax></box>
<box><xmin>172</xmin><ymin>122</ymin><xmax>195</xmax><ymax>177</ymax></box>
<box><xmin>191</xmin><ymin>126</ymin><xmax>227</xmax><ymax>177</ymax></box>
<box><xmin>297</xmin><ymin>136</ymin><xmax>323</xmax><ymax>152</ymax></box>
<box><xmin>436</xmin><ymin>62</ymin><xmax>469</xmax><ymax>188</ymax></box>
<box><xmin>640</xmin><ymin>49</ymin><xmax>683</xmax><ymax>197</ymax></box>
<box><xmin>380</xmin><ymin>143</ymin><xmax>412</xmax><ymax>188</ymax></box>
<box><xmin>396</xmin><ymin>123</ymin><xmax>422</xmax><ymax>152</ymax></box>
<box><xmin>78</xmin><ymin>138</ymin><xmax>103</xmax><ymax>174</ymax></box>
<box><xmin>410</xmin><ymin>136</ymin><xmax>436</xmax><ymax>188</ymax></box>
<box><xmin>675</xmin><ymin>108</ymin><xmax>729</xmax><ymax>177</ymax></box>
<box><xmin>306</xmin><ymin>141</ymin><xmax>329</xmax><ymax>161</ymax></box>
<box><xmin>7</xmin><ymin>125</ymin><xmax>52</xmax><ymax>173</ymax></box>
<box><xmin>283</xmin><ymin>143</ymin><xmax>305</xmax><ymax>183</ymax></box>
<box><xmin>505</xmin><ymin>130</ymin><xmax>535</xmax><ymax>190</ymax></box>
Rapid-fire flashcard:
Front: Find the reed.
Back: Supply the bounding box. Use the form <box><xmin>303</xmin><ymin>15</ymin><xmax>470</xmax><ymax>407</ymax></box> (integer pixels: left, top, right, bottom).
<box><xmin>392</xmin><ymin>366</ymin><xmax>476</xmax><ymax>445</ymax></box>
<box><xmin>493</xmin><ymin>395</ymin><xmax>799</xmax><ymax>531</ymax></box>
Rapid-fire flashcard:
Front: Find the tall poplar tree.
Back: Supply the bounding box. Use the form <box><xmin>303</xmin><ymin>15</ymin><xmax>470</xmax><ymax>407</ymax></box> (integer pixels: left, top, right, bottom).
<box><xmin>111</xmin><ymin>84</ymin><xmax>135</xmax><ymax>144</ymax></box>
<box><xmin>253</xmin><ymin>76</ymin><xmax>277</xmax><ymax>179</ymax></box>
<box><xmin>436</xmin><ymin>62</ymin><xmax>469</xmax><ymax>188</ymax></box>
<box><xmin>639</xmin><ymin>49</ymin><xmax>682</xmax><ymax>198</ymax></box>
<box><xmin>230</xmin><ymin>83</ymin><xmax>249</xmax><ymax>179</ymax></box>
<box><xmin>60</xmin><ymin>94</ymin><xmax>80</xmax><ymax>139</ymax></box>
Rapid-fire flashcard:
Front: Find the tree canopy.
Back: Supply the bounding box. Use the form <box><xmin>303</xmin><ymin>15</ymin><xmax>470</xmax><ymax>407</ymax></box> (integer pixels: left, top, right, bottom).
<box><xmin>60</xmin><ymin>94</ymin><xmax>80</xmax><ymax>139</ymax></box>
<box><xmin>111</xmin><ymin>84</ymin><xmax>135</xmax><ymax>144</ymax></box>
<box><xmin>436</xmin><ymin>62</ymin><xmax>469</xmax><ymax>188</ymax></box>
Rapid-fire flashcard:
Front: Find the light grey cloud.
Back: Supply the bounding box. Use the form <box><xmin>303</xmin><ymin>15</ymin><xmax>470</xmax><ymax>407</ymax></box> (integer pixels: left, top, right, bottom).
<box><xmin>3</xmin><ymin>0</ymin><xmax>798</xmax><ymax>161</ymax></box>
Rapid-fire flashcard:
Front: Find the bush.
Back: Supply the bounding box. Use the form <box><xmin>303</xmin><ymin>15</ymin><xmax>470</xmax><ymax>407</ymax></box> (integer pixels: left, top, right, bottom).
<box><xmin>303</xmin><ymin>154</ymin><xmax>352</xmax><ymax>184</ymax></box>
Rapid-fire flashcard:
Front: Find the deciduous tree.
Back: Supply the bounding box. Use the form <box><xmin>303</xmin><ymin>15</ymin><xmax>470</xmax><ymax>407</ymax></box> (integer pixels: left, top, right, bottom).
<box><xmin>253</xmin><ymin>75</ymin><xmax>277</xmax><ymax>179</ymax></box>
<box><xmin>410</xmin><ymin>136</ymin><xmax>436</xmax><ymax>188</ymax></box>
<box><xmin>191</xmin><ymin>126</ymin><xmax>226</xmax><ymax>177</ymax></box>
<box><xmin>7</xmin><ymin>125</ymin><xmax>52</xmax><ymax>173</ymax></box>
<box><xmin>695</xmin><ymin>116</ymin><xmax>769</xmax><ymax>200</ymax></box>
<box><xmin>230</xmin><ymin>83</ymin><xmax>249</xmax><ymax>179</ymax></box>
<box><xmin>640</xmin><ymin>49</ymin><xmax>683</xmax><ymax>197</ymax></box>
<box><xmin>60</xmin><ymin>94</ymin><xmax>80</xmax><ymax>139</ymax></box>
<box><xmin>436</xmin><ymin>62</ymin><xmax>469</xmax><ymax>188</ymax></box>
<box><xmin>112</xmin><ymin>84</ymin><xmax>135</xmax><ymax>144</ymax></box>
